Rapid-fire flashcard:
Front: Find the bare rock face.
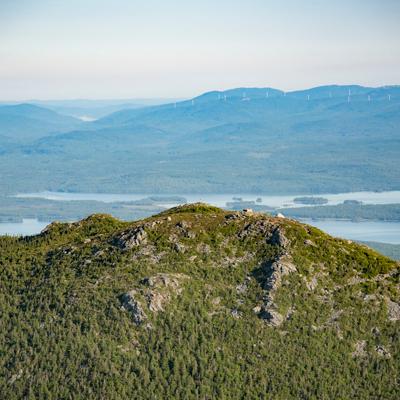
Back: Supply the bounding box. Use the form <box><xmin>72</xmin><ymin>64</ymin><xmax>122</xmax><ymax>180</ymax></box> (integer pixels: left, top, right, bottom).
<box><xmin>121</xmin><ymin>274</ymin><xmax>189</xmax><ymax>323</ymax></box>
<box><xmin>257</xmin><ymin>255</ymin><xmax>297</xmax><ymax>326</ymax></box>
<box><xmin>386</xmin><ymin>298</ymin><xmax>400</xmax><ymax>321</ymax></box>
<box><xmin>238</xmin><ymin>220</ymin><xmax>271</xmax><ymax>239</ymax></box>
<box><xmin>142</xmin><ymin>273</ymin><xmax>187</xmax><ymax>313</ymax></box>
<box><xmin>268</xmin><ymin>226</ymin><xmax>290</xmax><ymax>249</ymax></box>
<box><xmin>120</xmin><ymin>290</ymin><xmax>147</xmax><ymax>325</ymax></box>
<box><xmin>114</xmin><ymin>226</ymin><xmax>147</xmax><ymax>250</ymax></box>
<box><xmin>259</xmin><ymin>308</ymin><xmax>284</xmax><ymax>327</ymax></box>
<box><xmin>263</xmin><ymin>256</ymin><xmax>297</xmax><ymax>292</ymax></box>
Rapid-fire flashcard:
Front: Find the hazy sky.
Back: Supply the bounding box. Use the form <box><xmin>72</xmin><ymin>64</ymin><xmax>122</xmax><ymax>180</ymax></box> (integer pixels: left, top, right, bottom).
<box><xmin>0</xmin><ymin>0</ymin><xmax>399</xmax><ymax>100</ymax></box>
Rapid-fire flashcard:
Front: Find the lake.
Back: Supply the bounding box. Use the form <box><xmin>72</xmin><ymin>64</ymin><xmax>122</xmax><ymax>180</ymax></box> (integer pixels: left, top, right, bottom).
<box><xmin>14</xmin><ymin>190</ymin><xmax>400</xmax><ymax>208</ymax></box>
<box><xmin>300</xmin><ymin>219</ymin><xmax>400</xmax><ymax>244</ymax></box>
<box><xmin>0</xmin><ymin>218</ymin><xmax>49</xmax><ymax>236</ymax></box>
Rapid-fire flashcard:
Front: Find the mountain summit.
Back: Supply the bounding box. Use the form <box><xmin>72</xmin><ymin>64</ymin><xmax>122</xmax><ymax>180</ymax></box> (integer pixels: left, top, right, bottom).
<box><xmin>1</xmin><ymin>204</ymin><xmax>399</xmax><ymax>398</ymax></box>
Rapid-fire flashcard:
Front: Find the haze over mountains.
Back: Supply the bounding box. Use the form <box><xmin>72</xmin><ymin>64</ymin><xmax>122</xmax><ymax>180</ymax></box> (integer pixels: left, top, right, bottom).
<box><xmin>0</xmin><ymin>84</ymin><xmax>399</xmax><ymax>195</ymax></box>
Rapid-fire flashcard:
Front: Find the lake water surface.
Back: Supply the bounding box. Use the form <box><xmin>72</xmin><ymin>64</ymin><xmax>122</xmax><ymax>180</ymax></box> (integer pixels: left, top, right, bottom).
<box><xmin>0</xmin><ymin>219</ymin><xmax>49</xmax><ymax>236</ymax></box>
<box><xmin>14</xmin><ymin>190</ymin><xmax>400</xmax><ymax>208</ymax></box>
<box><xmin>300</xmin><ymin>219</ymin><xmax>400</xmax><ymax>244</ymax></box>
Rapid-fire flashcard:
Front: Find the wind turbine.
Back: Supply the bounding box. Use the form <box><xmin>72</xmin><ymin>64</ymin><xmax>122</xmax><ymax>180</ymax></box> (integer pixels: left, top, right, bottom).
<box><xmin>307</xmin><ymin>95</ymin><xmax>310</xmax><ymax>101</ymax></box>
<box><xmin>388</xmin><ymin>94</ymin><xmax>391</xmax><ymax>101</ymax></box>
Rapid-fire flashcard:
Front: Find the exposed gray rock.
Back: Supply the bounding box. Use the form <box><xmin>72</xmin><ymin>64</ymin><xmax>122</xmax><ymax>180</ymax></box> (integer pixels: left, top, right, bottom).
<box><xmin>8</xmin><ymin>369</ymin><xmax>23</xmax><ymax>385</ymax></box>
<box><xmin>371</xmin><ymin>327</ymin><xmax>380</xmax><ymax>336</ymax></box>
<box><xmin>252</xmin><ymin>305</ymin><xmax>262</xmax><ymax>314</ymax></box>
<box><xmin>257</xmin><ymin>254</ymin><xmax>297</xmax><ymax>326</ymax></box>
<box><xmin>186</xmin><ymin>231</ymin><xmax>196</xmax><ymax>239</ymax></box>
<box><xmin>114</xmin><ymin>226</ymin><xmax>147</xmax><ymax>250</ymax></box>
<box><xmin>236</xmin><ymin>276</ymin><xmax>251</xmax><ymax>294</ymax></box>
<box><xmin>263</xmin><ymin>256</ymin><xmax>297</xmax><ymax>292</ymax></box>
<box><xmin>211</xmin><ymin>297</ymin><xmax>221</xmax><ymax>306</ymax></box>
<box><xmin>142</xmin><ymin>273</ymin><xmax>188</xmax><ymax>312</ymax></box>
<box><xmin>268</xmin><ymin>226</ymin><xmax>290</xmax><ymax>248</ymax></box>
<box><xmin>352</xmin><ymin>340</ymin><xmax>367</xmax><ymax>358</ymax></box>
<box><xmin>231</xmin><ymin>309</ymin><xmax>242</xmax><ymax>319</ymax></box>
<box><xmin>120</xmin><ymin>290</ymin><xmax>146</xmax><ymax>325</ymax></box>
<box><xmin>375</xmin><ymin>345</ymin><xmax>391</xmax><ymax>358</ymax></box>
<box><xmin>174</xmin><ymin>242</ymin><xmax>185</xmax><ymax>253</ymax></box>
<box><xmin>259</xmin><ymin>308</ymin><xmax>284</xmax><ymax>327</ymax></box>
<box><xmin>305</xmin><ymin>275</ymin><xmax>318</xmax><ymax>291</ymax></box>
<box><xmin>386</xmin><ymin>298</ymin><xmax>400</xmax><ymax>321</ymax></box>
<box><xmin>142</xmin><ymin>273</ymin><xmax>185</xmax><ymax>291</ymax></box>
<box><xmin>197</xmin><ymin>243</ymin><xmax>211</xmax><ymax>255</ymax></box>
<box><xmin>225</xmin><ymin>213</ymin><xmax>241</xmax><ymax>221</ymax></box>
<box><xmin>176</xmin><ymin>221</ymin><xmax>190</xmax><ymax>229</ymax></box>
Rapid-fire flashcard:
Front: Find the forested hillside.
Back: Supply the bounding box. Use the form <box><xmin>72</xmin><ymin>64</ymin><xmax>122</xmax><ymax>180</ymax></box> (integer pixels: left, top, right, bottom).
<box><xmin>0</xmin><ymin>204</ymin><xmax>399</xmax><ymax>399</ymax></box>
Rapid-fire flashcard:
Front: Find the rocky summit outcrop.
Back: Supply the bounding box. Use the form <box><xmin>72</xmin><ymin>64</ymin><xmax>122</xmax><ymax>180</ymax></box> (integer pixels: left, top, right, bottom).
<box><xmin>113</xmin><ymin>225</ymin><xmax>147</xmax><ymax>250</ymax></box>
<box><xmin>0</xmin><ymin>203</ymin><xmax>399</xmax><ymax>399</ymax></box>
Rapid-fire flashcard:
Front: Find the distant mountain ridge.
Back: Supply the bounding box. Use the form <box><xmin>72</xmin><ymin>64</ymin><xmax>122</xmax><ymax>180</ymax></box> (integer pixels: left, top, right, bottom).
<box><xmin>0</xmin><ymin>103</ymin><xmax>83</xmax><ymax>141</ymax></box>
<box><xmin>0</xmin><ymin>84</ymin><xmax>399</xmax><ymax>194</ymax></box>
<box><xmin>95</xmin><ymin>84</ymin><xmax>400</xmax><ymax>127</ymax></box>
